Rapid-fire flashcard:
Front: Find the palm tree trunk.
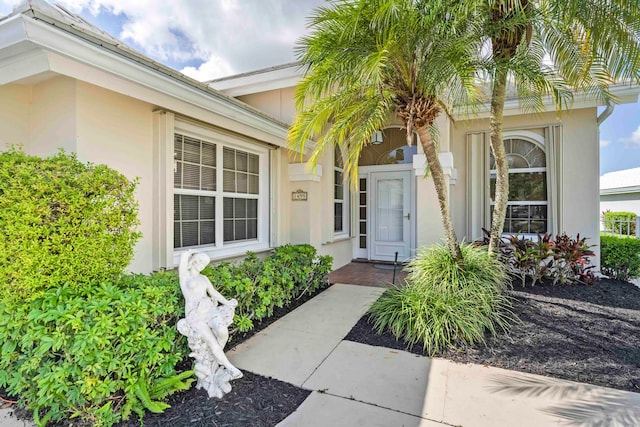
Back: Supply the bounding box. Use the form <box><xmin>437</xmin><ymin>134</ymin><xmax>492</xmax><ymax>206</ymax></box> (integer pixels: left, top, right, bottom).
<box><xmin>416</xmin><ymin>126</ymin><xmax>463</xmax><ymax>261</ymax></box>
<box><xmin>488</xmin><ymin>65</ymin><xmax>509</xmax><ymax>253</ymax></box>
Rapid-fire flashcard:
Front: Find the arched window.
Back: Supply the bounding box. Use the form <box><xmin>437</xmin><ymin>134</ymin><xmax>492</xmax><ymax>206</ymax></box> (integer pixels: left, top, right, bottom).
<box><xmin>358</xmin><ymin>128</ymin><xmax>418</xmax><ymax>166</ymax></box>
<box><xmin>490</xmin><ymin>138</ymin><xmax>548</xmax><ymax>234</ymax></box>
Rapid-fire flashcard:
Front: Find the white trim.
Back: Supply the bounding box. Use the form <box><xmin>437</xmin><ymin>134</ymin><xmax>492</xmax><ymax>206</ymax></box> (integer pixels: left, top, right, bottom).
<box><xmin>600</xmin><ymin>185</ymin><xmax>640</xmax><ymax>195</ymax></box>
<box><xmin>288</xmin><ymin>163</ymin><xmax>323</xmax><ymax>182</ymax></box>
<box><xmin>412</xmin><ymin>152</ymin><xmax>455</xmax><ymax>176</ymax></box>
<box><xmin>170</xmin><ymin>119</ymin><xmax>271</xmax><ymax>266</ymax></box>
<box><xmin>333</xmin><ymin>147</ymin><xmax>350</xmax><ymax>238</ymax></box>
<box><xmin>209</xmin><ymin>63</ymin><xmax>303</xmax><ymax>97</ymax></box>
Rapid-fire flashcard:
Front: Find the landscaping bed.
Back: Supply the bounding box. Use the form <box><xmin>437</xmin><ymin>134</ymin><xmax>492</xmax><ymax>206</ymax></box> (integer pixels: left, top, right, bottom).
<box><xmin>345</xmin><ymin>278</ymin><xmax>640</xmax><ymax>393</ymax></box>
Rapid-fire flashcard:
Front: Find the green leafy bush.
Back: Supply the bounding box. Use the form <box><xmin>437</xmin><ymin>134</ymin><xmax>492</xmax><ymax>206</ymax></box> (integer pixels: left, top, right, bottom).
<box><xmin>602</xmin><ymin>211</ymin><xmax>637</xmax><ymax>236</ymax></box>
<box><xmin>202</xmin><ymin>244</ymin><xmax>333</xmax><ymax>335</ymax></box>
<box><xmin>504</xmin><ymin>233</ymin><xmax>595</xmax><ymax>286</ymax></box>
<box><xmin>368</xmin><ymin>243</ymin><xmax>513</xmax><ymax>355</ymax></box>
<box><xmin>0</xmin><ymin>272</ymin><xmax>191</xmax><ymax>427</ymax></box>
<box><xmin>0</xmin><ymin>148</ymin><xmax>141</xmax><ymax>301</ymax></box>
<box><xmin>601</xmin><ymin>235</ymin><xmax>640</xmax><ymax>281</ymax></box>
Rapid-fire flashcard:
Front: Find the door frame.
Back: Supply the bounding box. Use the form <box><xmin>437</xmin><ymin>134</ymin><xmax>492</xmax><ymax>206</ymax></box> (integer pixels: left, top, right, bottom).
<box><xmin>355</xmin><ymin>164</ymin><xmax>416</xmax><ymax>261</ymax></box>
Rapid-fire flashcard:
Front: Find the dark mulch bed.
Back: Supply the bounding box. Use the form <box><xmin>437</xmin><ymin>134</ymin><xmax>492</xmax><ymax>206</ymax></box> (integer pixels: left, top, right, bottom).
<box><xmin>345</xmin><ymin>278</ymin><xmax>640</xmax><ymax>393</ymax></box>
<box><xmin>117</xmin><ymin>371</ymin><xmax>309</xmax><ymax>427</ymax></box>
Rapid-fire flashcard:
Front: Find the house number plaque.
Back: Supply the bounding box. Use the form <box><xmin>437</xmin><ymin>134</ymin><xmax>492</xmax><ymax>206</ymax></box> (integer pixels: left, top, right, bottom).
<box><xmin>292</xmin><ymin>189</ymin><xmax>308</xmax><ymax>201</ymax></box>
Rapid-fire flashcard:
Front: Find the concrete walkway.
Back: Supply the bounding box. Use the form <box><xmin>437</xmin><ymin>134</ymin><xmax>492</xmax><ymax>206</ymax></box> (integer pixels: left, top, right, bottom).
<box><xmin>229</xmin><ymin>283</ymin><xmax>640</xmax><ymax>427</ymax></box>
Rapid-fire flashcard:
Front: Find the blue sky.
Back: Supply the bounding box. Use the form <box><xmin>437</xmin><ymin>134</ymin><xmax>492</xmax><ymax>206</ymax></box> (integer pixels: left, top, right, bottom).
<box><xmin>1</xmin><ymin>0</ymin><xmax>639</xmax><ymax>175</ymax></box>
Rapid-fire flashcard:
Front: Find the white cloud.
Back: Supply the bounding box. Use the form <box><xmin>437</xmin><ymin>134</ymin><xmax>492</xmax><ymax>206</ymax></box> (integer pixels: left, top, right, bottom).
<box><xmin>44</xmin><ymin>0</ymin><xmax>325</xmax><ymax>76</ymax></box>
<box><xmin>600</xmin><ymin>139</ymin><xmax>612</xmax><ymax>148</ymax></box>
<box><xmin>181</xmin><ymin>55</ymin><xmax>233</xmax><ymax>82</ymax></box>
<box><xmin>629</xmin><ymin>126</ymin><xmax>640</xmax><ymax>146</ymax></box>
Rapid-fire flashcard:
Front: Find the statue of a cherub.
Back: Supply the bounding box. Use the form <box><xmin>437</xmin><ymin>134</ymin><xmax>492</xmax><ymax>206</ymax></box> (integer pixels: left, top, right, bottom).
<box><xmin>177</xmin><ymin>250</ymin><xmax>242</xmax><ymax>398</ymax></box>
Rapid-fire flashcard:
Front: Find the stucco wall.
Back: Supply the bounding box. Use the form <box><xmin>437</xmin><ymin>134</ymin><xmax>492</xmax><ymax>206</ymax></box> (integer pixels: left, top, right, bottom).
<box><xmin>238</xmin><ymin>87</ymin><xmax>297</xmax><ymax>124</ymax></box>
<box><xmin>75</xmin><ymin>81</ymin><xmax>155</xmax><ymax>274</ymax></box>
<box><xmin>0</xmin><ymin>84</ymin><xmax>31</xmax><ymax>152</ymax></box>
<box><xmin>452</xmin><ymin>108</ymin><xmax>601</xmax><ymax>262</ymax></box>
<box><xmin>31</xmin><ymin>76</ymin><xmax>78</xmax><ymax>156</ymax></box>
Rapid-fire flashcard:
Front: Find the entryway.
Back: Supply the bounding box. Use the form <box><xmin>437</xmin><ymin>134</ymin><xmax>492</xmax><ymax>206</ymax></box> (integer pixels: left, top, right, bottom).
<box><xmin>356</xmin><ymin>166</ymin><xmax>415</xmax><ymax>262</ymax></box>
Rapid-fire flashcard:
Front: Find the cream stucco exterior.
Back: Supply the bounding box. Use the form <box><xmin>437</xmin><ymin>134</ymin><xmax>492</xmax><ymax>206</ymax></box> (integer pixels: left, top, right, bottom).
<box><xmin>2</xmin><ymin>2</ymin><xmax>639</xmax><ymax>275</ymax></box>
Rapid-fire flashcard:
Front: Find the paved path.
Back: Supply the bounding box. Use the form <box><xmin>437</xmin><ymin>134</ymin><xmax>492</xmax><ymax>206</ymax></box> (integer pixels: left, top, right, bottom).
<box><xmin>229</xmin><ymin>283</ymin><xmax>640</xmax><ymax>427</ymax></box>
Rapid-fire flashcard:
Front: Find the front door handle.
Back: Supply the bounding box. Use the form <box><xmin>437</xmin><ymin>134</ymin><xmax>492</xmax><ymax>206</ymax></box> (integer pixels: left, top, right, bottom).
<box><xmin>404</xmin><ymin>212</ymin><xmax>410</xmax><ymax>220</ymax></box>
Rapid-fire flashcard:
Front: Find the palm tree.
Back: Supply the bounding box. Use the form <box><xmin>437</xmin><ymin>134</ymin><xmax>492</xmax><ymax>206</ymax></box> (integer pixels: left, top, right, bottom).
<box><xmin>470</xmin><ymin>0</ymin><xmax>640</xmax><ymax>253</ymax></box>
<box><xmin>288</xmin><ymin>0</ymin><xmax>480</xmax><ymax>261</ymax></box>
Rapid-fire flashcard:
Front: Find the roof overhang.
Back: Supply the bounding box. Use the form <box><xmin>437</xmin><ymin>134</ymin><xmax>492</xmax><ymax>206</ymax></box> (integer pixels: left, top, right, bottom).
<box><xmin>209</xmin><ymin>63</ymin><xmax>303</xmax><ymax>97</ymax></box>
<box><xmin>601</xmin><ymin>185</ymin><xmax>640</xmax><ymax>196</ymax></box>
<box><xmin>0</xmin><ymin>12</ymin><xmax>291</xmax><ymax>148</ymax></box>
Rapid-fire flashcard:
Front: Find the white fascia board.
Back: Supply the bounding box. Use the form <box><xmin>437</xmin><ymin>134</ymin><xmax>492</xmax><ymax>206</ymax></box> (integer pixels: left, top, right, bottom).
<box><xmin>1</xmin><ymin>15</ymin><xmax>290</xmax><ymax>147</ymax></box>
<box><xmin>458</xmin><ymin>85</ymin><xmax>640</xmax><ymax>120</ymax></box>
<box><xmin>600</xmin><ymin>185</ymin><xmax>640</xmax><ymax>196</ymax></box>
<box><xmin>210</xmin><ymin>66</ymin><xmax>302</xmax><ymax>97</ymax></box>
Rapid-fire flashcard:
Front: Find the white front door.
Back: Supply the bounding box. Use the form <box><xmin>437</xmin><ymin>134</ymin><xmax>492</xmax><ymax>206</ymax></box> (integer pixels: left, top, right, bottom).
<box><xmin>370</xmin><ymin>170</ymin><xmax>412</xmax><ymax>262</ymax></box>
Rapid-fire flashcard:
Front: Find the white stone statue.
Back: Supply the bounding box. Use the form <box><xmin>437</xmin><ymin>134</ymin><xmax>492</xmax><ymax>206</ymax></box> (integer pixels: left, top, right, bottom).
<box><xmin>177</xmin><ymin>250</ymin><xmax>242</xmax><ymax>398</ymax></box>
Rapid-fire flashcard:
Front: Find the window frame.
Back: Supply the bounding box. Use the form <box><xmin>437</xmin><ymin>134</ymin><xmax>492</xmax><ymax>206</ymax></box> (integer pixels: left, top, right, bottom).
<box><xmin>333</xmin><ymin>146</ymin><xmax>350</xmax><ymax>238</ymax></box>
<box><xmin>172</xmin><ymin>120</ymin><xmax>270</xmax><ymax>264</ymax></box>
<box><xmin>488</xmin><ymin>132</ymin><xmax>549</xmax><ymax>237</ymax></box>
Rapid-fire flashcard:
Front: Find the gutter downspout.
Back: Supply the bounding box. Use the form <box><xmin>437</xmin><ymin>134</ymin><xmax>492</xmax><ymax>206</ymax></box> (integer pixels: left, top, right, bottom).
<box><xmin>597</xmin><ymin>103</ymin><xmax>615</xmax><ymax>126</ymax></box>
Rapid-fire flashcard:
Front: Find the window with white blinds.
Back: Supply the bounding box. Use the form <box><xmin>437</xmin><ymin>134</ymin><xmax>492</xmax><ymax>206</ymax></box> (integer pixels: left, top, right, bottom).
<box><xmin>173</xmin><ymin>132</ymin><xmax>265</xmax><ymax>249</ymax></box>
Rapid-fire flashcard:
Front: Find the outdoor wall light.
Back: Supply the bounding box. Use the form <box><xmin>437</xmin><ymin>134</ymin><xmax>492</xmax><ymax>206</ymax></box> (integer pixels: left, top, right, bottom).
<box><xmin>371</xmin><ymin>130</ymin><xmax>384</xmax><ymax>145</ymax></box>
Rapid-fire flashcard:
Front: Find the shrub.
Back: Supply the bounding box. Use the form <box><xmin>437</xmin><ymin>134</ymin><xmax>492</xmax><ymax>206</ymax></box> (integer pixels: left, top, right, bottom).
<box><xmin>0</xmin><ymin>148</ymin><xmax>141</xmax><ymax>302</ymax></box>
<box><xmin>368</xmin><ymin>243</ymin><xmax>513</xmax><ymax>355</ymax></box>
<box><xmin>0</xmin><ymin>271</ymin><xmax>191</xmax><ymax>427</ymax></box>
<box><xmin>601</xmin><ymin>235</ymin><xmax>640</xmax><ymax>281</ymax></box>
<box><xmin>202</xmin><ymin>244</ymin><xmax>332</xmax><ymax>335</ymax></box>
<box><xmin>504</xmin><ymin>233</ymin><xmax>595</xmax><ymax>286</ymax></box>
<box><xmin>602</xmin><ymin>211</ymin><xmax>637</xmax><ymax>236</ymax></box>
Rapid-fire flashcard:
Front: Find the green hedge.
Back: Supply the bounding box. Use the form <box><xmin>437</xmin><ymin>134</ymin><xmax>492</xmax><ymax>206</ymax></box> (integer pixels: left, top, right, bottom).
<box><xmin>602</xmin><ymin>211</ymin><xmax>637</xmax><ymax>236</ymax></box>
<box><xmin>0</xmin><ymin>272</ymin><xmax>191</xmax><ymax>427</ymax></box>
<box><xmin>600</xmin><ymin>235</ymin><xmax>640</xmax><ymax>281</ymax></box>
<box><xmin>203</xmin><ymin>244</ymin><xmax>333</xmax><ymax>336</ymax></box>
<box><xmin>0</xmin><ymin>245</ymin><xmax>331</xmax><ymax>426</ymax></box>
<box><xmin>0</xmin><ymin>148</ymin><xmax>141</xmax><ymax>302</ymax></box>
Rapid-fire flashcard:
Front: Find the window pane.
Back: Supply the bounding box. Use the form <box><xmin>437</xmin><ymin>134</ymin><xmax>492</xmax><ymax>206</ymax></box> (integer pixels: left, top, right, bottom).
<box><xmin>237</xmin><ymin>173</ymin><xmax>248</xmax><ymax>193</ymax></box>
<box><xmin>224</xmin><ymin>198</ymin><xmax>234</xmax><ymax>218</ymax></box>
<box><xmin>174</xmin><ymin>222</ymin><xmax>181</xmax><ymax>248</ymax></box>
<box><xmin>200</xmin><ymin>221</ymin><xmax>215</xmax><ymax>245</ymax></box>
<box><xmin>174</xmin><ymin>161</ymin><xmax>182</xmax><ymax>188</ymax></box>
<box><xmin>223</xmin><ymin>147</ymin><xmax>235</xmax><ymax>169</ymax></box>
<box><xmin>174</xmin><ymin>135</ymin><xmax>183</xmax><ymax>161</ymax></box>
<box><xmin>359</xmin><ymin>236</ymin><xmax>367</xmax><ymax>249</ymax></box>
<box><xmin>181</xmin><ymin>195</ymin><xmax>199</xmax><ymax>220</ymax></box>
<box><xmin>201</xmin><ymin>166</ymin><xmax>216</xmax><ymax>191</ymax></box>
<box><xmin>248</xmin><ymin>154</ymin><xmax>259</xmax><ymax>174</ymax></box>
<box><xmin>334</xmin><ymin>202</ymin><xmax>343</xmax><ymax>232</ymax></box>
<box><xmin>202</xmin><ymin>143</ymin><xmax>216</xmax><ymax>167</ymax></box>
<box><xmin>200</xmin><ymin>197</ymin><xmax>215</xmax><ymax>220</ymax></box>
<box><xmin>183</xmin><ymin>137</ymin><xmax>200</xmax><ymax>163</ymax></box>
<box><xmin>247</xmin><ymin>219</ymin><xmax>257</xmax><ymax>239</ymax></box>
<box><xmin>234</xmin><ymin>198</ymin><xmax>246</xmax><ymax>218</ymax></box>
<box><xmin>182</xmin><ymin>163</ymin><xmax>200</xmax><ymax>190</ymax></box>
<box><xmin>237</xmin><ymin>152</ymin><xmax>248</xmax><ymax>172</ymax></box>
<box><xmin>235</xmin><ymin>220</ymin><xmax>247</xmax><ymax>240</ymax></box>
<box><xmin>181</xmin><ymin>222</ymin><xmax>199</xmax><ymax>247</ymax></box>
<box><xmin>223</xmin><ymin>170</ymin><xmax>236</xmax><ymax>192</ymax></box>
<box><xmin>247</xmin><ymin>199</ymin><xmax>258</xmax><ymax>218</ymax></box>
<box><xmin>510</xmin><ymin>172</ymin><xmax>547</xmax><ymax>201</ymax></box>
<box><xmin>249</xmin><ymin>175</ymin><xmax>259</xmax><ymax>194</ymax></box>
<box><xmin>224</xmin><ymin>220</ymin><xmax>234</xmax><ymax>241</ymax></box>
<box><xmin>224</xmin><ymin>197</ymin><xmax>258</xmax><ymax>242</ymax></box>
<box><xmin>174</xmin><ymin>195</ymin><xmax>215</xmax><ymax>248</ymax></box>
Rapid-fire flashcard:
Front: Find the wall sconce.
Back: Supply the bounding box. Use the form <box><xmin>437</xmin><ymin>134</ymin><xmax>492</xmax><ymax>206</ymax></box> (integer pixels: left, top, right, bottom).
<box><xmin>371</xmin><ymin>130</ymin><xmax>384</xmax><ymax>145</ymax></box>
